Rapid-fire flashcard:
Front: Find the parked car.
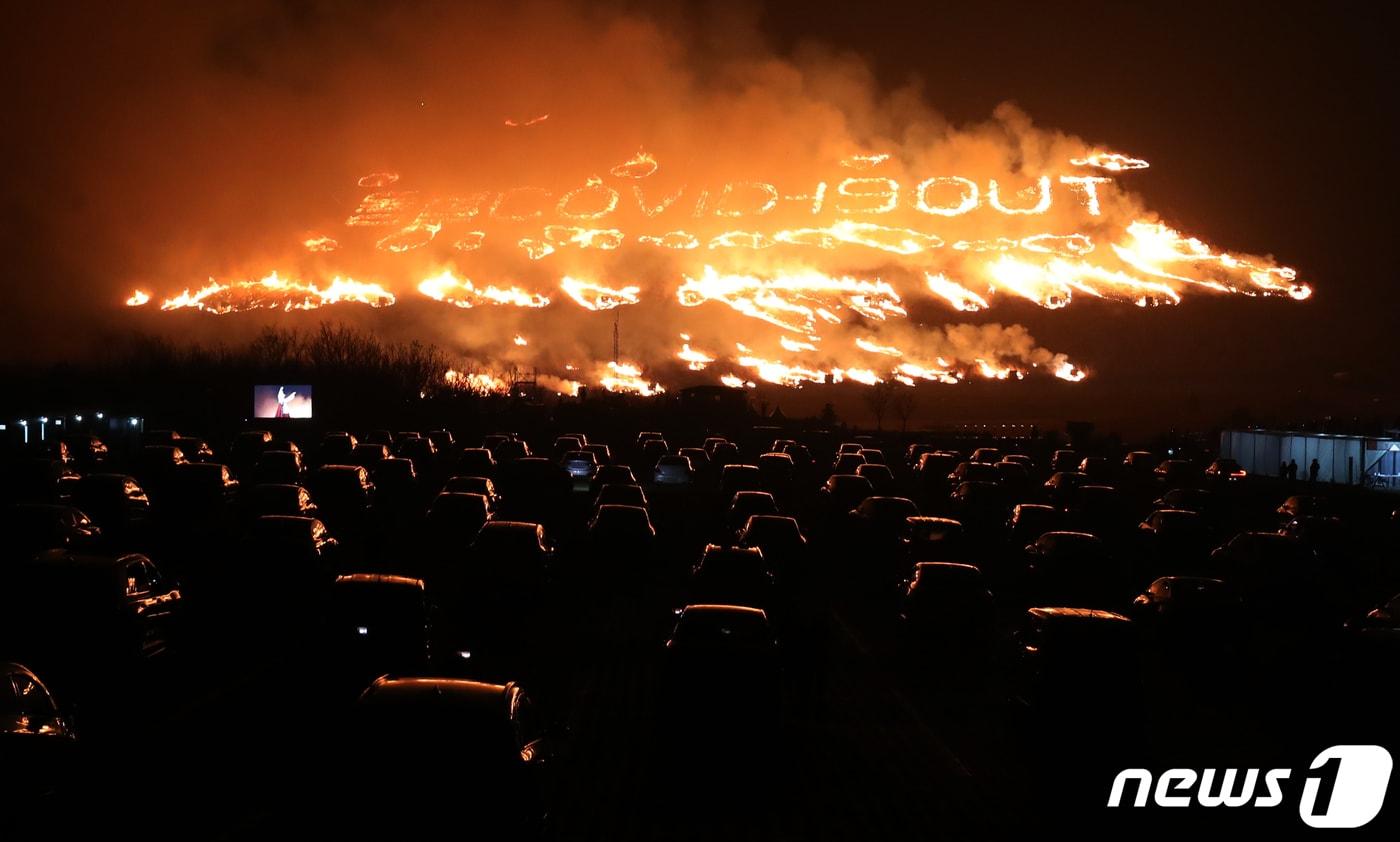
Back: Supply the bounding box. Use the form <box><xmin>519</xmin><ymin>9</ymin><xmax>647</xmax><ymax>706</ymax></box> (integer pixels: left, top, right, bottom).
<box><xmin>652</xmin><ymin>455</ymin><xmax>694</xmax><ymax>486</ymax></box>
<box><xmin>719</xmin><ymin>464</ymin><xmax>761</xmax><ymax>497</ymax></box>
<box><xmin>590</xmin><ymin>464</ymin><xmax>638</xmax><ymax>495</ymax></box>
<box><xmin>248</xmin><ymin>483</ymin><xmax>319</xmax><ymax>519</ymax></box>
<box><xmin>254</xmin><ymin>449</ymin><xmax>305</xmax><ymax>486</ymax></box>
<box><xmin>425</xmin><ymin>492</ymin><xmax>492</xmax><ymax>540</ymax></box>
<box><xmin>897</xmin><ymin>562</ymin><xmax>997</xmax><ymax>657</ymax></box>
<box><xmin>1023</xmin><ymin>531</ymin><xmax>1127</xmax><ymax>610</ymax></box>
<box><xmin>1012</xmin><ymin>607</ymin><xmax>1139</xmax><ymax>718</ymax></box>
<box><xmin>738</xmin><ymin>515</ymin><xmax>807</xmax><ymax>584</ymax></box>
<box><xmin>71</xmin><ymin>474</ymin><xmax>149</xmax><ymax>536</ymax></box>
<box><xmin>727</xmin><ymin>491</ymin><xmax>779</xmax><ymax>536</ymax></box>
<box><xmin>594</xmin><ymin>483</ymin><xmax>648</xmax><ymax>511</ymax></box>
<box><xmin>313</xmin><ymin>465</ymin><xmax>375</xmax><ymax>528</ymax></box>
<box><xmin>687</xmin><ymin>545</ymin><xmax>773</xmax><ymax>611</ymax></box>
<box><xmin>1204</xmin><ymin>458</ymin><xmax>1247</xmax><ymax>481</ymax></box>
<box><xmin>1</xmin><ymin>661</ymin><xmax>78</xmax><ymax>794</ymax></box>
<box><xmin>904</xmin><ymin>516</ymin><xmax>967</xmax><ymax>564</ymax></box>
<box><xmin>587</xmin><ymin>504</ymin><xmax>656</xmax><ymax>554</ymax></box>
<box><xmin>1006</xmin><ymin>503</ymin><xmax>1059</xmax><ymax>546</ymax></box>
<box><xmin>1042</xmin><ymin>471</ymin><xmax>1088</xmax><ymax>505</ymax></box>
<box><xmin>663</xmin><ymin>605</ymin><xmax>779</xmax><ymax>746</ymax></box>
<box><xmin>1</xmin><ymin>503</ymin><xmax>101</xmax><ymax>562</ymax></box>
<box><xmin>561</xmin><ymin>450</ymin><xmax>599</xmax><ymax>480</ymax></box>
<box><xmin>1</xmin><ymin>551</ymin><xmax>182</xmax><ymax>683</ymax></box>
<box><xmin>326</xmin><ymin>573</ymin><xmax>433</xmax><ymax>691</ymax></box>
<box><xmin>350</xmin><ymin>677</ymin><xmax>552</xmax><ymax>831</ymax></box>
<box><xmin>819</xmin><ymin>474</ymin><xmax>874</xmax><ymax>514</ymax></box>
<box><xmin>249</xmin><ymin>515</ymin><xmax>339</xmax><ymax>591</ymax></box>
<box><xmin>443</xmin><ymin>475</ymin><xmax>499</xmax><ymax>510</ymax></box>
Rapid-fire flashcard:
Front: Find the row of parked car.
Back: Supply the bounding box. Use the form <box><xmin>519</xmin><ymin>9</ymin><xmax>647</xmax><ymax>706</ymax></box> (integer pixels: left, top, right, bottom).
<box><xmin>3</xmin><ymin>423</ymin><xmax>1397</xmax><ymax>825</ymax></box>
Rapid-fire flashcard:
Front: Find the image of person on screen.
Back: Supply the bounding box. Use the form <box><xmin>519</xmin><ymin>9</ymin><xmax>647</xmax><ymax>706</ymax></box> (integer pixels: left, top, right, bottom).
<box><xmin>275</xmin><ymin>386</ymin><xmax>297</xmax><ymax>418</ymax></box>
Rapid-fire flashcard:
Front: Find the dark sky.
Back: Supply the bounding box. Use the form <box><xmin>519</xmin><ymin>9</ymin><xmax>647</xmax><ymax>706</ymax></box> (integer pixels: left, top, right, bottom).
<box><xmin>2</xmin><ymin>1</ymin><xmax>1396</xmax><ymax>434</ymax></box>
<box><xmin>754</xmin><ymin>0</ymin><xmax>1400</xmax><ymax>429</ymax></box>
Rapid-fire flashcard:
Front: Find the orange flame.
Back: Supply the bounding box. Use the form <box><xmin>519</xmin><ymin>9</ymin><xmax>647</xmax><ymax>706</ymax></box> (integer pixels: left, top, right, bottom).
<box><xmin>156</xmin><ymin>272</ymin><xmax>395</xmax><ymax>314</ymax></box>
<box><xmin>560</xmin><ymin>276</ymin><xmax>640</xmax><ymax>310</ymax></box>
<box><xmin>418</xmin><ymin>270</ymin><xmax>550</xmax><ymax>308</ymax></box>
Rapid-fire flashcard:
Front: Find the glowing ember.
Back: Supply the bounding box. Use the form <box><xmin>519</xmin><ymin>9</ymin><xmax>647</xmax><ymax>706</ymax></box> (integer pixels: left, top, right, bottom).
<box><xmin>513</xmin><ymin>335</ymin><xmax>528</xmax><ymax>346</ymax></box>
<box><xmin>303</xmin><ymin>235</ymin><xmax>339</xmax><ymax>253</ymax></box>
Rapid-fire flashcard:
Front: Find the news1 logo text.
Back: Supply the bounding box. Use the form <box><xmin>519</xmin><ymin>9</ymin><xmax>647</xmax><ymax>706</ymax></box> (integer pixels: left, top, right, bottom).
<box><xmin>1108</xmin><ymin>745</ymin><xmax>1393</xmax><ymax>829</ymax></box>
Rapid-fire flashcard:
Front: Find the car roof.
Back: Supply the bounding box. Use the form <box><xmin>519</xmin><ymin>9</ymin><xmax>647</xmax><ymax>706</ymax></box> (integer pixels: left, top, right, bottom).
<box><xmin>1027</xmin><ymin>606</ymin><xmax>1131</xmax><ymax>623</ymax></box>
<box><xmin>334</xmin><ymin>573</ymin><xmax>424</xmax><ymax>589</ymax></box>
<box><xmin>359</xmin><ymin>677</ymin><xmax>513</xmax><ymax>714</ymax></box>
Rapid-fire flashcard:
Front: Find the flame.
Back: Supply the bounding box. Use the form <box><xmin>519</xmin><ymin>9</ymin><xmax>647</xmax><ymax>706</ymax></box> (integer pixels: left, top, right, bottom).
<box><xmin>855</xmin><ymin>338</ymin><xmax>902</xmax><ymax>356</ymax></box>
<box><xmin>418</xmin><ymin>270</ymin><xmax>550</xmax><ymax>308</ymax></box>
<box><xmin>779</xmin><ymin>336</ymin><xmax>819</xmax><ymax>352</ymax></box>
<box><xmin>840</xmin><ymin>153</ymin><xmax>891</xmax><ymax>170</ymax></box>
<box><xmin>610</xmin><ymin>150</ymin><xmax>658</xmax><ymax>179</ymax></box>
<box><xmin>976</xmin><ymin>359</ymin><xmax>1016</xmax><ymax>380</ymax></box>
<box><xmin>156</xmin><ymin>272</ymin><xmax>395</xmax><ymax>313</ymax></box>
<box><xmin>504</xmin><ymin>114</ymin><xmax>549</xmax><ymax>127</ymax></box>
<box><xmin>1112</xmin><ymin>220</ymin><xmax>1312</xmax><ymax>300</ymax></box>
<box><xmin>677</xmin><ymin>342</ymin><xmax>714</xmax><ymax>370</ymax></box>
<box><xmin>357</xmin><ymin>173</ymin><xmax>400</xmax><ymax>188</ymax></box>
<box><xmin>560</xmin><ymin>276</ymin><xmax>640</xmax><ymax>310</ymax></box>
<box><xmin>1071</xmin><ymin>151</ymin><xmax>1150</xmax><ymax>171</ymax></box>
<box><xmin>444</xmin><ymin>369</ymin><xmax>508</xmax><ymax>394</ymax></box>
<box><xmin>126</xmin><ymin>289</ymin><xmax>151</xmax><ymax>307</ymax></box>
<box><xmin>599</xmin><ymin>361</ymin><xmax>665</xmax><ymax>396</ymax></box>
<box><xmin>925</xmin><ymin>274</ymin><xmax>990</xmax><ymax>312</ymax></box>
<box><xmin>133</xmin><ymin>147</ymin><xmax>1314</xmax><ymax>397</ymax></box>
<box><xmin>1054</xmin><ymin>360</ymin><xmax>1087</xmax><ymax>382</ymax></box>
<box><xmin>677</xmin><ymin>266</ymin><xmax>906</xmax><ymax>334</ymax></box>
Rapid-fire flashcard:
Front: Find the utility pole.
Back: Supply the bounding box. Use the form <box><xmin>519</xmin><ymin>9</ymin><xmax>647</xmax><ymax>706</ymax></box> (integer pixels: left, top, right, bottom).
<box><xmin>612</xmin><ymin>309</ymin><xmax>620</xmax><ymax>361</ymax></box>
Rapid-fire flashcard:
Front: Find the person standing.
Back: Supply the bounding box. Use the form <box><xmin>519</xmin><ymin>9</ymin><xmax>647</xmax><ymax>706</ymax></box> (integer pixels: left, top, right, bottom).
<box><xmin>1309</xmin><ymin>458</ymin><xmax>1320</xmax><ymax>483</ymax></box>
<box><xmin>1288</xmin><ymin>459</ymin><xmax>1298</xmax><ymax>482</ymax></box>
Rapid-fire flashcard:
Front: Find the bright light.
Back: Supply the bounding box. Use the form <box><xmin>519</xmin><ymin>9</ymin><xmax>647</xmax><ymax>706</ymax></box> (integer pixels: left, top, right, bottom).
<box><xmin>74</xmin><ymin>415</ymin><xmax>83</xmax><ymax>422</ymax></box>
<box><xmin>129</xmin><ymin>417</ymin><xmax>140</xmax><ymax>427</ymax></box>
<box><xmin>96</xmin><ymin>412</ymin><xmax>105</xmax><ymax>420</ymax></box>
<box><xmin>38</xmin><ymin>416</ymin><xmax>48</xmax><ymax>423</ymax></box>
<box><xmin>356</xmin><ymin>626</ymin><xmax>369</xmax><ymax>636</ymax></box>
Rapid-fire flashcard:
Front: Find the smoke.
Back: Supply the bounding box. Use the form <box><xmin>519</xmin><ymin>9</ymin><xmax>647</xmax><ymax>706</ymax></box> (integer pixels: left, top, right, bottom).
<box><xmin>3</xmin><ymin>0</ymin><xmax>1301</xmax><ymax>400</ymax></box>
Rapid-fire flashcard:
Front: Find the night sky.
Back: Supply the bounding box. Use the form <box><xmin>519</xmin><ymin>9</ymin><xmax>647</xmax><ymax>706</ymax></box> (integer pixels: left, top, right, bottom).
<box><xmin>3</xmin><ymin>1</ymin><xmax>1396</xmax><ymax>434</ymax></box>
